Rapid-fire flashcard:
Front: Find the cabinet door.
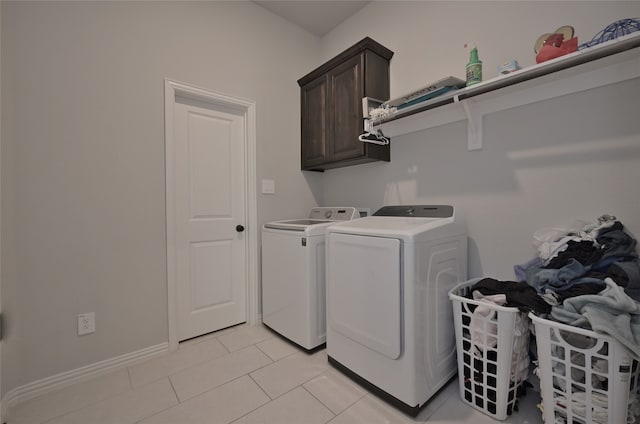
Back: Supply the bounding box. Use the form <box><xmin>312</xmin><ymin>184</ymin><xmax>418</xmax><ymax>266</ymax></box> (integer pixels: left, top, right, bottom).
<box><xmin>301</xmin><ymin>74</ymin><xmax>329</xmax><ymax>169</ymax></box>
<box><xmin>328</xmin><ymin>54</ymin><xmax>365</xmax><ymax>162</ymax></box>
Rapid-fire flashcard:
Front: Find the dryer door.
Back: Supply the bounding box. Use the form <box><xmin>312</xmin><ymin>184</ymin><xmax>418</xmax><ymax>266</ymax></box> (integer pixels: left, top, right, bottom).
<box><xmin>327</xmin><ymin>233</ymin><xmax>402</xmax><ymax>359</ymax></box>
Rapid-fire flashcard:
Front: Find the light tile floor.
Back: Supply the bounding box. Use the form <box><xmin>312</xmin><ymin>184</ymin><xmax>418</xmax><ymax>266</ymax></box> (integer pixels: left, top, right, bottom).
<box><xmin>6</xmin><ymin>324</ymin><xmax>543</xmax><ymax>424</ymax></box>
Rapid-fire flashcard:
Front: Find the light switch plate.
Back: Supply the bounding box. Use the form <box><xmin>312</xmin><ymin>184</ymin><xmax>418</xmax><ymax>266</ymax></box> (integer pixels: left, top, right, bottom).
<box><xmin>262</xmin><ymin>179</ymin><xmax>275</xmax><ymax>194</ymax></box>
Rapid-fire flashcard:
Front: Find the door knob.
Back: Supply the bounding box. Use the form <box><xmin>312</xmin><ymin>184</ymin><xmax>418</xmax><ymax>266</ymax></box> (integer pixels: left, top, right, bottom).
<box><xmin>236</xmin><ymin>225</ymin><xmax>245</xmax><ymax>232</ymax></box>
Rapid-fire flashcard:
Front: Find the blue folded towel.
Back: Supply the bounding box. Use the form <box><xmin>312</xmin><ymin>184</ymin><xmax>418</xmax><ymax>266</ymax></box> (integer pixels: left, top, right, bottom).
<box><xmin>551</xmin><ymin>278</ymin><xmax>640</xmax><ymax>358</ymax></box>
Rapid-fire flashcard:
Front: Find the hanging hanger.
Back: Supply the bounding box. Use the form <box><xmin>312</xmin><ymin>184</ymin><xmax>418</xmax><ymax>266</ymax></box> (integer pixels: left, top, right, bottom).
<box><xmin>359</xmin><ymin>127</ymin><xmax>390</xmax><ymax>146</ymax></box>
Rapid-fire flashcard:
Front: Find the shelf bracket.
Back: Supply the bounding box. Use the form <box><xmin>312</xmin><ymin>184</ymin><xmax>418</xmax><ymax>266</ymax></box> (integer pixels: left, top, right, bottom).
<box><xmin>363</xmin><ymin>117</ymin><xmax>374</xmax><ymax>134</ymax></box>
<box><xmin>455</xmin><ymin>96</ymin><xmax>483</xmax><ymax>151</ymax></box>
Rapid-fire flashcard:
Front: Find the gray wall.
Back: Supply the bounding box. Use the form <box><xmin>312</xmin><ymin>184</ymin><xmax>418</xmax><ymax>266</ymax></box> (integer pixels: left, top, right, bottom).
<box><xmin>320</xmin><ymin>1</ymin><xmax>640</xmax><ymax>279</ymax></box>
<box><xmin>1</xmin><ymin>1</ymin><xmax>321</xmax><ymax>395</ymax></box>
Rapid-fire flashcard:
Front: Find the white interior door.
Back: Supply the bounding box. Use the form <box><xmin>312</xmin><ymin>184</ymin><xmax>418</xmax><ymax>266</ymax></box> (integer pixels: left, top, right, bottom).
<box><xmin>173</xmin><ymin>99</ymin><xmax>247</xmax><ymax>341</ymax></box>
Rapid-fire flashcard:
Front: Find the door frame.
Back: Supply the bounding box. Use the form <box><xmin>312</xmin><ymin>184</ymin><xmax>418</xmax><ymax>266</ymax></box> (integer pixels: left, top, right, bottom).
<box><xmin>164</xmin><ymin>78</ymin><xmax>258</xmax><ymax>351</ymax></box>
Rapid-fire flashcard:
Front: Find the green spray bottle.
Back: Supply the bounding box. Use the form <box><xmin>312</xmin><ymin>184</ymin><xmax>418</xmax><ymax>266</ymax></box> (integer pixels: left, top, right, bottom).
<box><xmin>466</xmin><ymin>45</ymin><xmax>482</xmax><ymax>87</ymax></box>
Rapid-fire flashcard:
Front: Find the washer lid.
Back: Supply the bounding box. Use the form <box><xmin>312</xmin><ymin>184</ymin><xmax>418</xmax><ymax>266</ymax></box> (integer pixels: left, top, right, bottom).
<box><xmin>263</xmin><ymin>207</ymin><xmax>360</xmax><ymax>235</ymax></box>
<box><xmin>263</xmin><ymin>219</ymin><xmax>333</xmax><ymax>233</ymax></box>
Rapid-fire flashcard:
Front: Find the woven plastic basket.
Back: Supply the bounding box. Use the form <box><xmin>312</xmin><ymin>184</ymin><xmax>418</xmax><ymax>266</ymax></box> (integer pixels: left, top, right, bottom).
<box><xmin>449</xmin><ymin>279</ymin><xmax>531</xmax><ymax>420</ymax></box>
<box><xmin>530</xmin><ymin>313</ymin><xmax>640</xmax><ymax>424</ymax></box>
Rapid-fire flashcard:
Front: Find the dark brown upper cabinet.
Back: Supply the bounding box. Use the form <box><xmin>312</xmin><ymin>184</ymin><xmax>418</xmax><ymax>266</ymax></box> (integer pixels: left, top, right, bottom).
<box><xmin>298</xmin><ymin>38</ymin><xmax>393</xmax><ymax>171</ymax></box>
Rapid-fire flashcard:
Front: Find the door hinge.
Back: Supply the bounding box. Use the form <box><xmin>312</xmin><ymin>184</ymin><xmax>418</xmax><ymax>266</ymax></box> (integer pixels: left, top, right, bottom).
<box><xmin>301</xmin><ymin>238</ymin><xmax>306</xmax><ymax>246</ymax></box>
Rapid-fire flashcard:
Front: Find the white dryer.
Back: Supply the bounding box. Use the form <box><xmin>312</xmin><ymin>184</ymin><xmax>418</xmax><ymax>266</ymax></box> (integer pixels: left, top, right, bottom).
<box><xmin>325</xmin><ymin>205</ymin><xmax>467</xmax><ymax>416</ymax></box>
<box><xmin>262</xmin><ymin>207</ymin><xmax>359</xmax><ymax>350</ymax></box>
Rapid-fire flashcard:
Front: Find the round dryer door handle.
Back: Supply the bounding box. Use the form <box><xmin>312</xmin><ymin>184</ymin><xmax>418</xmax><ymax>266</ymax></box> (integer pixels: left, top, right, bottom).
<box><xmin>236</xmin><ymin>225</ymin><xmax>245</xmax><ymax>232</ymax></box>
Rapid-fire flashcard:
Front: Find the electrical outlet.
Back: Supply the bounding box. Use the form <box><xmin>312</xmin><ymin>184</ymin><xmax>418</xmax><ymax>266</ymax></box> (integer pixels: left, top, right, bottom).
<box><xmin>77</xmin><ymin>312</ymin><xmax>95</xmax><ymax>336</ymax></box>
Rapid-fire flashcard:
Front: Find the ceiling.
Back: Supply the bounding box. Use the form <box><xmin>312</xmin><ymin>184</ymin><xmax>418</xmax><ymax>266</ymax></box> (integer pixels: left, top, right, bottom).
<box><xmin>253</xmin><ymin>1</ymin><xmax>371</xmax><ymax>36</ymax></box>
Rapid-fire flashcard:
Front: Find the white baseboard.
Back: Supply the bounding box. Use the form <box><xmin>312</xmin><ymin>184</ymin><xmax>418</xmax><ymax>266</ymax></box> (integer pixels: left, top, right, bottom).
<box><xmin>1</xmin><ymin>342</ymin><xmax>168</xmax><ymax>421</ymax></box>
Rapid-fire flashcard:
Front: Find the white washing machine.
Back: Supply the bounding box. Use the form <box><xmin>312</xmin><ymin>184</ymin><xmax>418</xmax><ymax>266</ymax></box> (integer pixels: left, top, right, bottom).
<box><xmin>325</xmin><ymin>205</ymin><xmax>467</xmax><ymax>416</ymax></box>
<box><xmin>262</xmin><ymin>207</ymin><xmax>360</xmax><ymax>350</ymax></box>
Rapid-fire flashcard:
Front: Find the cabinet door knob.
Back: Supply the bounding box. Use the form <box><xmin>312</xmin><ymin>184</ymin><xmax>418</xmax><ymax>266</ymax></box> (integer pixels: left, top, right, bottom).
<box><xmin>236</xmin><ymin>225</ymin><xmax>245</xmax><ymax>233</ymax></box>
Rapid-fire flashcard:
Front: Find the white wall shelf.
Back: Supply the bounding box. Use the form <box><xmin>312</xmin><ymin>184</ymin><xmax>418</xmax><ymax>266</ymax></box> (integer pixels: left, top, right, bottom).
<box><xmin>374</xmin><ymin>32</ymin><xmax>640</xmax><ymax>151</ymax></box>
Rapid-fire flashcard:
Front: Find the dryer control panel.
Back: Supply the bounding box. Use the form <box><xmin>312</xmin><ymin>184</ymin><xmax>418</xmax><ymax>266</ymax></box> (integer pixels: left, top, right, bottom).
<box><xmin>373</xmin><ymin>205</ymin><xmax>453</xmax><ymax>218</ymax></box>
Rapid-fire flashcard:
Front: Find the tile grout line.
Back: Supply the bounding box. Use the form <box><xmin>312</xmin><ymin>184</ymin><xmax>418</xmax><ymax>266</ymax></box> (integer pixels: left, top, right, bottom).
<box><xmin>253</xmin><ymin>341</ymin><xmax>298</xmax><ymax>362</ymax></box>
<box><xmin>215</xmin><ymin>332</ymin><xmax>235</xmax><ymax>354</ymax></box>
<box><xmin>130</xmin><ymin>378</ymin><xmax>182</xmax><ymax>424</ymax></box>
<box><xmin>227</xmin><ymin>374</ymin><xmax>333</xmax><ymax>424</ymax></box>
<box><xmin>130</xmin><ymin>337</ymin><xmax>238</xmax><ymax>390</ymax></box>
<box><xmin>310</xmin><ymin>380</ymin><xmax>368</xmax><ymax>419</ymax></box>
<box><xmin>220</xmin><ymin>335</ymin><xmax>275</xmax><ymax>354</ymax></box>
<box><xmin>220</xmin><ymin>372</ymin><xmax>273</xmax><ymax>424</ymax></box>
<box><xmin>167</xmin><ymin>376</ymin><xmax>181</xmax><ymax>404</ymax></box>
<box><xmin>139</xmin><ymin>373</ymin><xmax>268</xmax><ymax>424</ymax></box>
<box><xmin>215</xmin><ymin>325</ymin><xmax>275</xmax><ymax>353</ymax></box>
<box><xmin>170</xmin><ymin>345</ymin><xmax>274</xmax><ymax>403</ymax></box>
<box><xmin>300</xmin><ymin>384</ymin><xmax>337</xmax><ymax>419</ymax></box>
<box><xmin>249</xmin><ymin>358</ymin><xmax>331</xmax><ymax>402</ymax></box>
<box><xmin>126</xmin><ymin>366</ymin><xmax>134</xmax><ymax>390</ymax></box>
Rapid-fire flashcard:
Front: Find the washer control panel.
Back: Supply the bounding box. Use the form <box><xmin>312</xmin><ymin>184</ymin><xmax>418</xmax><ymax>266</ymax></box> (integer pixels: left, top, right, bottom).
<box><xmin>308</xmin><ymin>207</ymin><xmax>358</xmax><ymax>221</ymax></box>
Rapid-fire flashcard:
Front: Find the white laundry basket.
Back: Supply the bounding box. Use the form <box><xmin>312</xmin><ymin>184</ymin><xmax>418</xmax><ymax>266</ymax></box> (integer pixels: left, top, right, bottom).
<box><xmin>449</xmin><ymin>279</ymin><xmax>531</xmax><ymax>420</ymax></box>
<box><xmin>530</xmin><ymin>313</ymin><xmax>640</xmax><ymax>424</ymax></box>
